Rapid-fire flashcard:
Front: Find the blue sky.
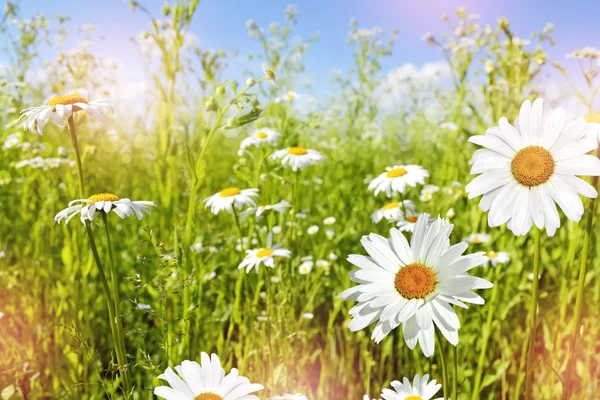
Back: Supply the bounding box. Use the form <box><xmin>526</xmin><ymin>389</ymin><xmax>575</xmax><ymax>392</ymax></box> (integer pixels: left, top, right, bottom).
<box><xmin>4</xmin><ymin>0</ymin><xmax>600</xmax><ymax>98</ymax></box>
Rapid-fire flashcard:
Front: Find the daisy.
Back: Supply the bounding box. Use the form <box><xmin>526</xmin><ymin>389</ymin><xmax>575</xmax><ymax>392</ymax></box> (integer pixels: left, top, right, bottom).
<box><xmin>368</xmin><ymin>165</ymin><xmax>429</xmax><ymax>197</ymax></box>
<box><xmin>240</xmin><ymin>128</ymin><xmax>281</xmax><ymax>150</ymax></box>
<box><xmin>269</xmin><ymin>394</ymin><xmax>307</xmax><ymax>400</ymax></box>
<box><xmin>154</xmin><ymin>352</ymin><xmax>264</xmax><ymax>400</ymax></box>
<box><xmin>20</xmin><ymin>93</ymin><xmax>113</xmax><ymax>135</ymax></box>
<box><xmin>262</xmin><ymin>62</ymin><xmax>277</xmax><ymax>87</ymax></box>
<box><xmin>466</xmin><ymin>98</ymin><xmax>600</xmax><ymax>236</ymax></box>
<box><xmin>340</xmin><ymin>216</ymin><xmax>492</xmax><ymax>356</ymax></box>
<box><xmin>371</xmin><ymin>200</ymin><xmax>416</xmax><ymax>223</ymax></box>
<box><xmin>205</xmin><ymin>188</ymin><xmax>259</xmax><ymax>215</ymax></box>
<box><xmin>396</xmin><ymin>210</ymin><xmax>432</xmax><ymax>233</ymax></box>
<box><xmin>240</xmin><ymin>200</ymin><xmax>291</xmax><ymax>221</ymax></box>
<box><xmin>584</xmin><ymin>113</ymin><xmax>600</xmax><ymax>142</ymax></box>
<box><xmin>54</xmin><ymin>193</ymin><xmax>156</xmax><ymax>225</ymax></box>
<box><xmin>271</xmin><ymin>147</ymin><xmax>324</xmax><ymax>171</ymax></box>
<box><xmin>484</xmin><ymin>251</ymin><xmax>510</xmax><ymax>267</ymax></box>
<box><xmin>238</xmin><ymin>235</ymin><xmax>291</xmax><ymax>273</ymax></box>
<box><xmin>462</xmin><ymin>233</ymin><xmax>491</xmax><ymax>244</ymax></box>
<box><xmin>323</xmin><ymin>216</ymin><xmax>336</xmax><ymax>225</ymax></box>
<box><xmin>380</xmin><ymin>374</ymin><xmax>442</xmax><ymax>400</ymax></box>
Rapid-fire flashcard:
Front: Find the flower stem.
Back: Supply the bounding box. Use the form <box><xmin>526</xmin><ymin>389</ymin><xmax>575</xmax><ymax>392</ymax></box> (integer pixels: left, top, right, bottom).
<box><xmin>453</xmin><ymin>343</ymin><xmax>458</xmax><ymax>400</ymax></box>
<box><xmin>66</xmin><ymin>116</ymin><xmax>85</xmax><ymax>198</ymax></box>
<box><xmin>525</xmin><ymin>227</ymin><xmax>542</xmax><ymax>400</ymax></box>
<box><xmin>436</xmin><ymin>330</ymin><xmax>449</xmax><ymax>400</ymax></box>
<box><xmin>564</xmin><ymin>170</ymin><xmax>599</xmax><ymax>398</ymax></box>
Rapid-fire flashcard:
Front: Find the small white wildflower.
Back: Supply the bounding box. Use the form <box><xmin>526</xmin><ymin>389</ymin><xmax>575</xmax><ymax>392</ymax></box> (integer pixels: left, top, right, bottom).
<box><xmin>307</xmin><ymin>225</ymin><xmax>319</xmax><ymax>235</ymax></box>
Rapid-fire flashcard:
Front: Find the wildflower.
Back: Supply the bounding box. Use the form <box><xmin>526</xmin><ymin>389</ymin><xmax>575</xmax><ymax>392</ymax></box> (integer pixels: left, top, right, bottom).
<box><xmin>328</xmin><ymin>252</ymin><xmax>338</xmax><ymax>261</ymax></box>
<box><xmin>584</xmin><ymin>113</ymin><xmax>600</xmax><ymax>142</ymax></box>
<box><xmin>238</xmin><ymin>235</ymin><xmax>291</xmax><ymax>273</ymax></box>
<box><xmin>154</xmin><ymin>353</ymin><xmax>263</xmax><ymax>400</ymax></box>
<box><xmin>190</xmin><ymin>242</ymin><xmax>203</xmax><ymax>253</ymax></box>
<box><xmin>302</xmin><ymin>313</ymin><xmax>314</xmax><ymax>320</ymax></box>
<box><xmin>340</xmin><ymin>216</ymin><xmax>492</xmax><ymax>356</ymax></box>
<box><xmin>204</xmin><ymin>187</ymin><xmax>259</xmax><ymax>215</ymax></box>
<box><xmin>396</xmin><ymin>210</ymin><xmax>432</xmax><ymax>233</ymax></box>
<box><xmin>484</xmin><ymin>251</ymin><xmax>510</xmax><ymax>267</ymax></box>
<box><xmin>262</xmin><ymin>62</ymin><xmax>277</xmax><ymax>87</ymax></box>
<box><xmin>307</xmin><ymin>225</ymin><xmax>319</xmax><ymax>235</ymax></box>
<box><xmin>272</xmin><ymin>225</ymin><xmax>282</xmax><ymax>235</ymax></box>
<box><xmin>325</xmin><ymin>229</ymin><xmax>335</xmax><ymax>240</ymax></box>
<box><xmin>442</xmin><ymin>187</ymin><xmax>454</xmax><ymax>196</ymax></box>
<box><xmin>15</xmin><ymin>156</ymin><xmax>74</xmax><ymax>170</ymax></box>
<box><xmin>299</xmin><ymin>260</ymin><xmax>313</xmax><ymax>275</ymax></box>
<box><xmin>484</xmin><ymin>59</ymin><xmax>494</xmax><ymax>74</ymax></box>
<box><xmin>445</xmin><ymin>208</ymin><xmax>456</xmax><ymax>219</ymax></box>
<box><xmin>466</xmin><ymin>98</ymin><xmax>600</xmax><ymax>236</ymax></box>
<box><xmin>420</xmin><ymin>190</ymin><xmax>434</xmax><ymax>202</ymax></box>
<box><xmin>246</xmin><ymin>77</ymin><xmax>256</xmax><ymax>87</ymax></box>
<box><xmin>203</xmin><ymin>271</ymin><xmax>217</xmax><ymax>282</ymax></box>
<box><xmin>323</xmin><ymin>216</ymin><xmax>336</xmax><ymax>225</ymax></box>
<box><xmin>285</xmin><ymin>91</ymin><xmax>300</xmax><ymax>102</ymax></box>
<box><xmin>463</xmin><ymin>233</ymin><xmax>491</xmax><ymax>244</ymax></box>
<box><xmin>271</xmin><ymin>147</ymin><xmax>324</xmax><ymax>171</ymax></box>
<box><xmin>240</xmin><ymin>128</ymin><xmax>281</xmax><ymax>150</ymax></box>
<box><xmin>240</xmin><ymin>200</ymin><xmax>291</xmax><ymax>221</ymax></box>
<box><xmin>316</xmin><ymin>259</ymin><xmax>330</xmax><ymax>269</ymax></box>
<box><xmin>54</xmin><ymin>193</ymin><xmax>155</xmax><ymax>224</ymax></box>
<box><xmin>380</xmin><ymin>374</ymin><xmax>442</xmax><ymax>400</ymax></box>
<box><xmin>368</xmin><ymin>165</ymin><xmax>429</xmax><ymax>197</ymax></box>
<box><xmin>372</xmin><ymin>200</ymin><xmax>416</xmax><ymax>223</ymax></box>
<box><xmin>20</xmin><ymin>93</ymin><xmax>113</xmax><ymax>135</ymax></box>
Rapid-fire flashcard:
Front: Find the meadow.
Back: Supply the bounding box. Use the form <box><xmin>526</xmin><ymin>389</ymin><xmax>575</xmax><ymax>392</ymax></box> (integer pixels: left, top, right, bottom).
<box><xmin>1</xmin><ymin>1</ymin><xmax>600</xmax><ymax>399</ymax></box>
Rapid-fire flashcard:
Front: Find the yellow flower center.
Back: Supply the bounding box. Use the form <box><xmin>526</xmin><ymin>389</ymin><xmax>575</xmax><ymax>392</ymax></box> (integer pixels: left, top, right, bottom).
<box><xmin>265</xmin><ymin>68</ymin><xmax>276</xmax><ymax>81</ymax></box>
<box><xmin>405</xmin><ymin>396</ymin><xmax>423</xmax><ymax>400</ymax></box>
<box><xmin>256</xmin><ymin>248</ymin><xmax>274</xmax><ymax>258</ymax></box>
<box><xmin>287</xmin><ymin>93</ymin><xmax>295</xmax><ymax>100</ymax></box>
<box><xmin>257</xmin><ymin>131</ymin><xmax>268</xmax><ymax>139</ymax></box>
<box><xmin>288</xmin><ymin>147</ymin><xmax>308</xmax><ymax>156</ymax></box>
<box><xmin>511</xmin><ymin>146</ymin><xmax>555</xmax><ymax>187</ymax></box>
<box><xmin>47</xmin><ymin>94</ymin><xmax>88</xmax><ymax>106</ymax></box>
<box><xmin>585</xmin><ymin>113</ymin><xmax>600</xmax><ymax>123</ymax></box>
<box><xmin>395</xmin><ymin>263</ymin><xmax>436</xmax><ymax>299</ymax></box>
<box><xmin>487</xmin><ymin>251</ymin><xmax>498</xmax><ymax>259</ymax></box>
<box><xmin>386</xmin><ymin>167</ymin><xmax>408</xmax><ymax>178</ymax></box>
<box><xmin>88</xmin><ymin>193</ymin><xmax>120</xmax><ymax>202</ymax></box>
<box><xmin>195</xmin><ymin>393</ymin><xmax>223</xmax><ymax>400</ymax></box>
<box><xmin>382</xmin><ymin>202</ymin><xmax>399</xmax><ymax>210</ymax></box>
<box><xmin>220</xmin><ymin>187</ymin><xmax>241</xmax><ymax>197</ymax></box>
<box><xmin>472</xmin><ymin>237</ymin><xmax>482</xmax><ymax>243</ymax></box>
<box><xmin>406</xmin><ymin>216</ymin><xmax>418</xmax><ymax>223</ymax></box>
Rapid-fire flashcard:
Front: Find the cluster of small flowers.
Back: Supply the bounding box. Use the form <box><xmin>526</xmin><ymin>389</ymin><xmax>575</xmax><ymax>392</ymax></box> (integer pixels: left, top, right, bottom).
<box><xmin>15</xmin><ymin>156</ymin><xmax>74</xmax><ymax>170</ymax></box>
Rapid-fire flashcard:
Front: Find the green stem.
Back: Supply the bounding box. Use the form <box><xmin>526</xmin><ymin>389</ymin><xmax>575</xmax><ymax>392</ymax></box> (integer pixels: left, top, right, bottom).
<box><xmin>525</xmin><ymin>227</ymin><xmax>542</xmax><ymax>400</ymax></box>
<box><xmin>67</xmin><ymin>116</ymin><xmax>85</xmax><ymax>199</ymax></box>
<box><xmin>436</xmin><ymin>330</ymin><xmax>449</xmax><ymax>400</ymax></box>
<box><xmin>564</xmin><ymin>172</ymin><xmax>599</xmax><ymax>399</ymax></box>
<box><xmin>453</xmin><ymin>344</ymin><xmax>458</xmax><ymax>400</ymax></box>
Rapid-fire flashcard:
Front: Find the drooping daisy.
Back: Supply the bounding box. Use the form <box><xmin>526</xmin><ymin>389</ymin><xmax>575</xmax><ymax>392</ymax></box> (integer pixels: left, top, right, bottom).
<box><xmin>205</xmin><ymin>187</ymin><xmax>259</xmax><ymax>215</ymax></box>
<box><xmin>340</xmin><ymin>216</ymin><xmax>492</xmax><ymax>357</ymax></box>
<box><xmin>240</xmin><ymin>128</ymin><xmax>282</xmax><ymax>150</ymax></box>
<box><xmin>396</xmin><ymin>210</ymin><xmax>433</xmax><ymax>233</ymax></box>
<box><xmin>462</xmin><ymin>233</ymin><xmax>491</xmax><ymax>244</ymax></box>
<box><xmin>154</xmin><ymin>352</ymin><xmax>264</xmax><ymax>400</ymax></box>
<box><xmin>380</xmin><ymin>374</ymin><xmax>442</xmax><ymax>400</ymax></box>
<box><xmin>484</xmin><ymin>251</ymin><xmax>510</xmax><ymax>267</ymax></box>
<box><xmin>20</xmin><ymin>93</ymin><xmax>113</xmax><ymax>135</ymax></box>
<box><xmin>371</xmin><ymin>200</ymin><xmax>416</xmax><ymax>223</ymax></box>
<box><xmin>238</xmin><ymin>235</ymin><xmax>291</xmax><ymax>273</ymax></box>
<box><xmin>271</xmin><ymin>147</ymin><xmax>324</xmax><ymax>171</ymax></box>
<box><xmin>368</xmin><ymin>165</ymin><xmax>430</xmax><ymax>197</ymax></box>
<box><xmin>262</xmin><ymin>62</ymin><xmax>277</xmax><ymax>87</ymax></box>
<box><xmin>54</xmin><ymin>193</ymin><xmax>156</xmax><ymax>225</ymax></box>
<box><xmin>269</xmin><ymin>394</ymin><xmax>307</xmax><ymax>400</ymax></box>
<box><xmin>466</xmin><ymin>98</ymin><xmax>600</xmax><ymax>236</ymax></box>
<box><xmin>240</xmin><ymin>200</ymin><xmax>290</xmax><ymax>222</ymax></box>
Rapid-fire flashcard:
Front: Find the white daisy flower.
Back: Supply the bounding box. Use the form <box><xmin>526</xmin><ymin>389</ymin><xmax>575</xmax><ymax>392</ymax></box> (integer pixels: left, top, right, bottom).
<box><xmin>262</xmin><ymin>62</ymin><xmax>277</xmax><ymax>87</ymax></box>
<box><xmin>307</xmin><ymin>225</ymin><xmax>319</xmax><ymax>235</ymax></box>
<box><xmin>240</xmin><ymin>200</ymin><xmax>290</xmax><ymax>221</ymax></box>
<box><xmin>396</xmin><ymin>210</ymin><xmax>432</xmax><ymax>233</ymax></box>
<box><xmin>325</xmin><ymin>229</ymin><xmax>335</xmax><ymax>239</ymax></box>
<box><xmin>584</xmin><ymin>113</ymin><xmax>600</xmax><ymax>142</ymax></box>
<box><xmin>54</xmin><ymin>193</ymin><xmax>156</xmax><ymax>225</ymax></box>
<box><xmin>205</xmin><ymin>188</ymin><xmax>259</xmax><ymax>215</ymax></box>
<box><xmin>271</xmin><ymin>147</ymin><xmax>324</xmax><ymax>171</ymax></box>
<box><xmin>240</xmin><ymin>128</ymin><xmax>281</xmax><ymax>150</ymax></box>
<box><xmin>368</xmin><ymin>165</ymin><xmax>430</xmax><ymax>197</ymax></box>
<box><xmin>371</xmin><ymin>200</ymin><xmax>416</xmax><ymax>224</ymax></box>
<box><xmin>302</xmin><ymin>313</ymin><xmax>314</xmax><ymax>320</ymax></box>
<box><xmin>284</xmin><ymin>91</ymin><xmax>300</xmax><ymax>102</ymax></box>
<box><xmin>484</xmin><ymin>251</ymin><xmax>510</xmax><ymax>267</ymax></box>
<box><xmin>340</xmin><ymin>216</ymin><xmax>492</xmax><ymax>356</ymax></box>
<box><xmin>238</xmin><ymin>235</ymin><xmax>291</xmax><ymax>273</ymax></box>
<box><xmin>380</xmin><ymin>374</ymin><xmax>442</xmax><ymax>400</ymax></box>
<box><xmin>20</xmin><ymin>93</ymin><xmax>113</xmax><ymax>135</ymax></box>
<box><xmin>462</xmin><ymin>233</ymin><xmax>491</xmax><ymax>244</ymax></box>
<box><xmin>323</xmin><ymin>216</ymin><xmax>336</xmax><ymax>225</ymax></box>
<box><xmin>269</xmin><ymin>394</ymin><xmax>307</xmax><ymax>400</ymax></box>
<box><xmin>154</xmin><ymin>352</ymin><xmax>264</xmax><ymax>400</ymax></box>
<box><xmin>299</xmin><ymin>260</ymin><xmax>313</xmax><ymax>275</ymax></box>
<box><xmin>466</xmin><ymin>98</ymin><xmax>600</xmax><ymax>236</ymax></box>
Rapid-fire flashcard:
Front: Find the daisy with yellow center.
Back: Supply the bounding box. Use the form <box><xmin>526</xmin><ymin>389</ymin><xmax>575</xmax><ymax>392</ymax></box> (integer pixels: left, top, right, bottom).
<box><xmin>371</xmin><ymin>200</ymin><xmax>416</xmax><ymax>223</ymax></box>
<box><xmin>271</xmin><ymin>147</ymin><xmax>324</xmax><ymax>171</ymax></box>
<box><xmin>154</xmin><ymin>352</ymin><xmax>264</xmax><ymax>400</ymax></box>
<box><xmin>262</xmin><ymin>62</ymin><xmax>278</xmax><ymax>87</ymax></box>
<box><xmin>54</xmin><ymin>193</ymin><xmax>156</xmax><ymax>224</ymax></box>
<box><xmin>484</xmin><ymin>251</ymin><xmax>510</xmax><ymax>267</ymax></box>
<box><xmin>238</xmin><ymin>234</ymin><xmax>291</xmax><ymax>273</ymax></box>
<box><xmin>466</xmin><ymin>98</ymin><xmax>600</xmax><ymax>236</ymax></box>
<box><xmin>204</xmin><ymin>187</ymin><xmax>259</xmax><ymax>215</ymax></box>
<box><xmin>462</xmin><ymin>233</ymin><xmax>491</xmax><ymax>244</ymax></box>
<box><xmin>340</xmin><ymin>216</ymin><xmax>492</xmax><ymax>356</ymax></box>
<box><xmin>379</xmin><ymin>374</ymin><xmax>442</xmax><ymax>400</ymax></box>
<box><xmin>239</xmin><ymin>128</ymin><xmax>282</xmax><ymax>151</ymax></box>
<box><xmin>368</xmin><ymin>165</ymin><xmax>430</xmax><ymax>197</ymax></box>
<box><xmin>396</xmin><ymin>209</ymin><xmax>433</xmax><ymax>233</ymax></box>
<box><xmin>20</xmin><ymin>93</ymin><xmax>113</xmax><ymax>135</ymax></box>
